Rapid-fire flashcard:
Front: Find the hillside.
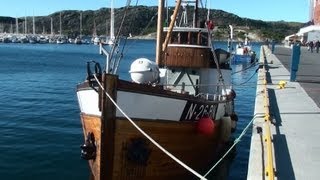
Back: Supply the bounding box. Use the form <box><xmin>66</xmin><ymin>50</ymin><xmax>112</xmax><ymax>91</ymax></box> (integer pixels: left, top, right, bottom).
<box><xmin>0</xmin><ymin>6</ymin><xmax>304</xmax><ymax>41</ymax></box>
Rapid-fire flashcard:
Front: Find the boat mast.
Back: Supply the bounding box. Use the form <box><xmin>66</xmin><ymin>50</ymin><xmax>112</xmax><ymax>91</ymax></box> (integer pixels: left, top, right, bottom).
<box><xmin>80</xmin><ymin>12</ymin><xmax>82</xmax><ymax>38</ymax></box>
<box><xmin>59</xmin><ymin>12</ymin><xmax>62</xmax><ymax>36</ymax></box>
<box><xmin>50</xmin><ymin>17</ymin><xmax>53</xmax><ymax>36</ymax></box>
<box><xmin>162</xmin><ymin>0</ymin><xmax>182</xmax><ymax>52</ymax></box>
<box><xmin>156</xmin><ymin>0</ymin><xmax>164</xmax><ymax>65</ymax></box>
<box><xmin>33</xmin><ymin>15</ymin><xmax>35</xmax><ymax>35</ymax></box>
<box><xmin>110</xmin><ymin>0</ymin><xmax>115</xmax><ymax>41</ymax></box>
<box><xmin>24</xmin><ymin>16</ymin><xmax>27</xmax><ymax>34</ymax></box>
<box><xmin>228</xmin><ymin>25</ymin><xmax>233</xmax><ymax>52</ymax></box>
<box><xmin>42</xmin><ymin>25</ymin><xmax>45</xmax><ymax>34</ymax></box>
<box><xmin>10</xmin><ymin>22</ymin><xmax>13</xmax><ymax>34</ymax></box>
<box><xmin>93</xmin><ymin>19</ymin><xmax>97</xmax><ymax>37</ymax></box>
<box><xmin>15</xmin><ymin>17</ymin><xmax>19</xmax><ymax>34</ymax></box>
<box><xmin>193</xmin><ymin>0</ymin><xmax>198</xmax><ymax>28</ymax></box>
<box><xmin>207</xmin><ymin>0</ymin><xmax>210</xmax><ymax>21</ymax></box>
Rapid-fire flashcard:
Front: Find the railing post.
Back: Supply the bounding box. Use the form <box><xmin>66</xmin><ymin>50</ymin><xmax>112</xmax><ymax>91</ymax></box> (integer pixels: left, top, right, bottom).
<box><xmin>290</xmin><ymin>44</ymin><xmax>301</xmax><ymax>82</ymax></box>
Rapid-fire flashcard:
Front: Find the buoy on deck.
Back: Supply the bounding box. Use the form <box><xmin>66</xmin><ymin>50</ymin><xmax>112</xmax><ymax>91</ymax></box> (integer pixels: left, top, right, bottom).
<box><xmin>197</xmin><ymin>117</ymin><xmax>215</xmax><ymax>136</ymax></box>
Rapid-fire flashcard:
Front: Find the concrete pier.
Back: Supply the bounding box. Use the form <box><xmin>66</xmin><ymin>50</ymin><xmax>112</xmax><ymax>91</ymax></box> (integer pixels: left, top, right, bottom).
<box><xmin>247</xmin><ymin>45</ymin><xmax>320</xmax><ymax>179</ymax></box>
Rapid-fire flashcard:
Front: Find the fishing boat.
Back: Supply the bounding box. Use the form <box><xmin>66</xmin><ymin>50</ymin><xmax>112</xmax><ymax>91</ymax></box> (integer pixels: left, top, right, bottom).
<box><xmin>76</xmin><ymin>0</ymin><xmax>237</xmax><ymax>179</ymax></box>
<box><xmin>232</xmin><ymin>36</ymin><xmax>256</xmax><ymax>63</ymax></box>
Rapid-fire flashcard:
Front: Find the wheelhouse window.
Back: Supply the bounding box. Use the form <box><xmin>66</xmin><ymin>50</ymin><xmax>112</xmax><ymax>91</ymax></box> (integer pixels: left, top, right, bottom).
<box><xmin>170</xmin><ymin>31</ymin><xmax>208</xmax><ymax>46</ymax></box>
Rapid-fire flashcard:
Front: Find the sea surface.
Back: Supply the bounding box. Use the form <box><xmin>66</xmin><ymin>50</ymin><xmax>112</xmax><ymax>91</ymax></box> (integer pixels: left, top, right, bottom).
<box><xmin>0</xmin><ymin>40</ymin><xmax>260</xmax><ymax>179</ymax></box>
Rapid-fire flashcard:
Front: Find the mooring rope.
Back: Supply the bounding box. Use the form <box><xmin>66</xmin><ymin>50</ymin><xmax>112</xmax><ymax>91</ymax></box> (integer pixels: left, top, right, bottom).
<box><xmin>232</xmin><ymin>61</ymin><xmax>259</xmax><ymax>75</ymax></box>
<box><xmin>93</xmin><ymin>74</ymin><xmax>207</xmax><ymax>180</ymax></box>
<box><xmin>232</xmin><ymin>67</ymin><xmax>259</xmax><ymax>86</ymax></box>
<box><xmin>203</xmin><ymin>115</ymin><xmax>256</xmax><ymax>177</ymax></box>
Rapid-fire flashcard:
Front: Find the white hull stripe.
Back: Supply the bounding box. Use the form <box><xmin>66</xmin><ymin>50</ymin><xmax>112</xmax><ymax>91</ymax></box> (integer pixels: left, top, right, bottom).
<box><xmin>77</xmin><ymin>89</ymin><xmax>227</xmax><ymax>121</ymax></box>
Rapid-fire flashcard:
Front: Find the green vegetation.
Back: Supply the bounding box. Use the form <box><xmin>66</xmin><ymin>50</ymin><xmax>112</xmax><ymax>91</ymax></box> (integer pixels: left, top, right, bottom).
<box><xmin>0</xmin><ymin>6</ymin><xmax>303</xmax><ymax>41</ymax></box>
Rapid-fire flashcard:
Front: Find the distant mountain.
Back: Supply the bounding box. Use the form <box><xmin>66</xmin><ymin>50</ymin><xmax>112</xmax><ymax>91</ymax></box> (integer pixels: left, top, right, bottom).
<box><xmin>0</xmin><ymin>6</ymin><xmax>303</xmax><ymax>41</ymax></box>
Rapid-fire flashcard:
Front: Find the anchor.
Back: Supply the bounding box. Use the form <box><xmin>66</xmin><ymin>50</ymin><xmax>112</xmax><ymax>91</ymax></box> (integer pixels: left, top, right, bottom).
<box><xmin>80</xmin><ymin>132</ymin><xmax>96</xmax><ymax>160</ymax></box>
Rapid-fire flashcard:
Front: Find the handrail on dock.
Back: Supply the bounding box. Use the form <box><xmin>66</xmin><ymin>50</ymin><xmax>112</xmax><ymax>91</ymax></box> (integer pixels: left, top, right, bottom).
<box><xmin>262</xmin><ymin>46</ymin><xmax>275</xmax><ymax>180</ymax></box>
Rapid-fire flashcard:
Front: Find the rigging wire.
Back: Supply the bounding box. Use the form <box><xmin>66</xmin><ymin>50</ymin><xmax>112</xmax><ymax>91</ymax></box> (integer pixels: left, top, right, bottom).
<box><xmin>199</xmin><ymin>0</ymin><xmax>204</xmax><ymax>9</ymax></box>
<box><xmin>123</xmin><ymin>12</ymin><xmax>157</xmax><ymax>55</ymax></box>
<box><xmin>114</xmin><ymin>37</ymin><xmax>128</xmax><ymax>74</ymax></box>
<box><xmin>110</xmin><ymin>0</ymin><xmax>132</xmax><ymax>73</ymax></box>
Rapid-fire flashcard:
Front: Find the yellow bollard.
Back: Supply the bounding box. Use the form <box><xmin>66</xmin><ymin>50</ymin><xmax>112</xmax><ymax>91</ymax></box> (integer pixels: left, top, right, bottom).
<box><xmin>278</xmin><ymin>80</ymin><xmax>287</xmax><ymax>89</ymax></box>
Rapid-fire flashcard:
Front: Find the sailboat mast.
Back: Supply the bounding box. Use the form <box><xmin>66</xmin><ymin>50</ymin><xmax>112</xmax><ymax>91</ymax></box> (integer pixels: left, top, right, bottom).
<box><xmin>15</xmin><ymin>17</ymin><xmax>19</xmax><ymax>34</ymax></box>
<box><xmin>110</xmin><ymin>0</ymin><xmax>115</xmax><ymax>40</ymax></box>
<box><xmin>106</xmin><ymin>19</ymin><xmax>108</xmax><ymax>37</ymax></box>
<box><xmin>156</xmin><ymin>0</ymin><xmax>164</xmax><ymax>65</ymax></box>
<box><xmin>80</xmin><ymin>12</ymin><xmax>82</xmax><ymax>37</ymax></box>
<box><xmin>10</xmin><ymin>22</ymin><xmax>13</xmax><ymax>34</ymax></box>
<box><xmin>51</xmin><ymin>17</ymin><xmax>53</xmax><ymax>36</ymax></box>
<box><xmin>193</xmin><ymin>0</ymin><xmax>198</xmax><ymax>28</ymax></box>
<box><xmin>59</xmin><ymin>12</ymin><xmax>62</xmax><ymax>36</ymax></box>
<box><xmin>25</xmin><ymin>16</ymin><xmax>27</xmax><ymax>34</ymax></box>
<box><xmin>93</xmin><ymin>19</ymin><xmax>97</xmax><ymax>36</ymax></box>
<box><xmin>207</xmin><ymin>0</ymin><xmax>210</xmax><ymax>21</ymax></box>
<box><xmin>33</xmin><ymin>16</ymin><xmax>35</xmax><ymax>35</ymax></box>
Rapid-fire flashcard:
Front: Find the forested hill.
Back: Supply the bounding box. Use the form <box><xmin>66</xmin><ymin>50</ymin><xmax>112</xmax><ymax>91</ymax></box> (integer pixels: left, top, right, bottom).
<box><xmin>0</xmin><ymin>6</ymin><xmax>304</xmax><ymax>41</ymax></box>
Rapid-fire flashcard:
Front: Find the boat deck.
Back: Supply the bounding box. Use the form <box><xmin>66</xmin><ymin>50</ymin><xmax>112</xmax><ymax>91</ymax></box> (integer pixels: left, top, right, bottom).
<box><xmin>247</xmin><ymin>45</ymin><xmax>320</xmax><ymax>179</ymax></box>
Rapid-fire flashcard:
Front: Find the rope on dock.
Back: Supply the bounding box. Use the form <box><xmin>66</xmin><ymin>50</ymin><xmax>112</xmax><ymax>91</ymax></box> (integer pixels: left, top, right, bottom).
<box><xmin>93</xmin><ymin>74</ymin><xmax>208</xmax><ymax>180</ymax></box>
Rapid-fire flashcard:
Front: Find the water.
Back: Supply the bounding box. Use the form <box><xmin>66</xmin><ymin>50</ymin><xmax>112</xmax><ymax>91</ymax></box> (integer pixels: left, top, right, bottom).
<box><xmin>0</xmin><ymin>41</ymin><xmax>260</xmax><ymax>179</ymax></box>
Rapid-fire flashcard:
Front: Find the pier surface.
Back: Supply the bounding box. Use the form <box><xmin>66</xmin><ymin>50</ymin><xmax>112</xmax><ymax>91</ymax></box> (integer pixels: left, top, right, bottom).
<box><xmin>247</xmin><ymin>45</ymin><xmax>320</xmax><ymax>179</ymax></box>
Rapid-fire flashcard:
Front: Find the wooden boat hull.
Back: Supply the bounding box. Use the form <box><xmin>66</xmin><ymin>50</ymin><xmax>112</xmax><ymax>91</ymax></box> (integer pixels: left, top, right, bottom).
<box><xmin>77</xmin><ymin>75</ymin><xmax>235</xmax><ymax>179</ymax></box>
<box><xmin>80</xmin><ymin>112</ymin><xmax>230</xmax><ymax>179</ymax></box>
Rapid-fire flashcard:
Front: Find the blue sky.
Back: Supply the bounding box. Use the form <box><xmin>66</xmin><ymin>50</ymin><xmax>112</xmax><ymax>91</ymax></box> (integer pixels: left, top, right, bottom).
<box><xmin>0</xmin><ymin>0</ymin><xmax>310</xmax><ymax>23</ymax></box>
